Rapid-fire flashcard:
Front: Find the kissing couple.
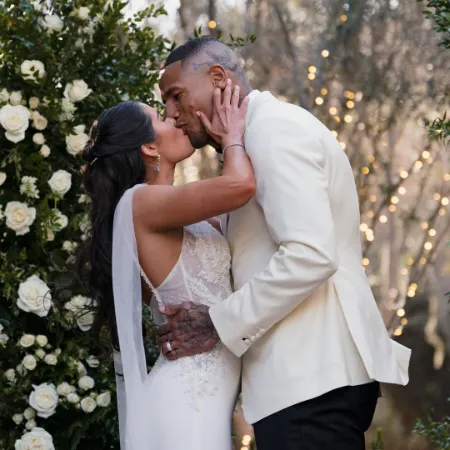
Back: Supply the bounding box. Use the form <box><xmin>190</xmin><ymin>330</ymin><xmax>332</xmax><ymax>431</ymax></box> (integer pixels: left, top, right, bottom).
<box><xmin>79</xmin><ymin>37</ymin><xmax>411</xmax><ymax>450</ymax></box>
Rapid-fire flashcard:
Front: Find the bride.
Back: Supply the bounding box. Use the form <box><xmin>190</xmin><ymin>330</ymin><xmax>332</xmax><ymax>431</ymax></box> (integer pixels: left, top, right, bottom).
<box><xmin>78</xmin><ymin>81</ymin><xmax>252</xmax><ymax>449</ymax></box>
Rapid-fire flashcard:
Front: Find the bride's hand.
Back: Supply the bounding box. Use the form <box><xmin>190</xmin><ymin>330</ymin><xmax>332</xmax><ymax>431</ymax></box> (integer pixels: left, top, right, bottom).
<box><xmin>196</xmin><ymin>79</ymin><xmax>249</xmax><ymax>148</ymax></box>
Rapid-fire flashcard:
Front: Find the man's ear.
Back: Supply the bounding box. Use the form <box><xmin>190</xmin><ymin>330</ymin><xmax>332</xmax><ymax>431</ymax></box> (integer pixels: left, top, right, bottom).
<box><xmin>141</xmin><ymin>143</ymin><xmax>158</xmax><ymax>158</ymax></box>
<box><xmin>209</xmin><ymin>65</ymin><xmax>228</xmax><ymax>89</ymax></box>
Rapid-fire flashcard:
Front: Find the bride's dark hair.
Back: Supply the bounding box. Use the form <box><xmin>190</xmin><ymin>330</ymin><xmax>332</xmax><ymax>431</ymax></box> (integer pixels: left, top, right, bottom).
<box><xmin>76</xmin><ymin>101</ymin><xmax>156</xmax><ymax>347</ymax></box>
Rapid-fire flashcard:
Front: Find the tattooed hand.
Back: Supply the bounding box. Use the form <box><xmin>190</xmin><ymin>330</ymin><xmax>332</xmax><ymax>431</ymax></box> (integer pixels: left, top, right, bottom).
<box><xmin>156</xmin><ymin>302</ymin><xmax>219</xmax><ymax>361</ymax></box>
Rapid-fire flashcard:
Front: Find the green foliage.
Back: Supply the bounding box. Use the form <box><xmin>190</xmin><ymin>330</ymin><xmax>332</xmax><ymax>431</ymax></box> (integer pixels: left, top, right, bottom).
<box><xmin>371</xmin><ymin>428</ymin><xmax>385</xmax><ymax>449</ymax></box>
<box><xmin>0</xmin><ymin>0</ymin><xmax>171</xmax><ymax>448</ymax></box>
<box><xmin>414</xmin><ymin>411</ymin><xmax>450</xmax><ymax>449</ymax></box>
<box><xmin>417</xmin><ymin>0</ymin><xmax>450</xmax><ymax>49</ymax></box>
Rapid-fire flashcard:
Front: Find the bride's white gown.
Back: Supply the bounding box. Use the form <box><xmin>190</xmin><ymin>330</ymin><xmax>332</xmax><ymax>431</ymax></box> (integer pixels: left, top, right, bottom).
<box><xmin>114</xmin><ymin>214</ymin><xmax>241</xmax><ymax>449</ymax></box>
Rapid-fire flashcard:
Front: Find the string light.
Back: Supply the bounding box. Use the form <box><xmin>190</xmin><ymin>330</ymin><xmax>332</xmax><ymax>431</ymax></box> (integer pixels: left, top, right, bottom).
<box><xmin>360</xmin><ymin>223</ymin><xmax>368</xmax><ymax>232</ymax></box>
<box><xmin>444</xmin><ymin>173</ymin><xmax>450</xmax><ymax>181</ymax></box>
<box><xmin>379</xmin><ymin>215</ymin><xmax>388</xmax><ymax>223</ymax></box>
<box><xmin>367</xmin><ymin>211</ymin><xmax>374</xmax><ymax>218</ymax></box>
<box><xmin>369</xmin><ymin>195</ymin><xmax>377</xmax><ymax>202</ymax></box>
<box><xmin>400</xmin><ymin>268</ymin><xmax>408</xmax><ymax>275</ymax></box>
<box><xmin>401</xmin><ymin>318</ymin><xmax>408</xmax><ymax>326</ymax></box>
<box><xmin>242</xmin><ymin>435</ymin><xmax>252</xmax><ymax>446</ymax></box>
<box><xmin>329</xmin><ymin>106</ymin><xmax>337</xmax><ymax>115</ymax></box>
<box><xmin>398</xmin><ymin>187</ymin><xmax>406</xmax><ymax>195</ymax></box>
<box><xmin>428</xmin><ymin>228</ymin><xmax>436</xmax><ymax>236</ymax></box>
<box><xmin>320</xmin><ymin>88</ymin><xmax>328</xmax><ymax>95</ymax></box>
<box><xmin>421</xmin><ymin>222</ymin><xmax>429</xmax><ymax>229</ymax></box>
<box><xmin>400</xmin><ymin>169</ymin><xmax>409</xmax><ymax>179</ymax></box>
<box><xmin>308</xmin><ymin>73</ymin><xmax>316</xmax><ymax>80</ymax></box>
<box><xmin>406</xmin><ymin>257</ymin><xmax>414</xmax><ymax>266</ymax></box>
<box><xmin>344</xmin><ymin>114</ymin><xmax>353</xmax><ymax>123</ymax></box>
<box><xmin>397</xmin><ymin>308</ymin><xmax>405</xmax><ymax>317</ymax></box>
<box><xmin>308</xmin><ymin>65</ymin><xmax>317</xmax><ymax>73</ymax></box>
<box><xmin>414</xmin><ymin>160</ymin><xmax>423</xmax><ymax>170</ymax></box>
<box><xmin>208</xmin><ymin>20</ymin><xmax>217</xmax><ymax>29</ymax></box>
<box><xmin>439</xmin><ymin>208</ymin><xmax>446</xmax><ymax>216</ymax></box>
<box><xmin>393</xmin><ymin>327</ymin><xmax>403</xmax><ymax>336</ymax></box>
<box><xmin>331</xmin><ymin>130</ymin><xmax>338</xmax><ymax>137</ymax></box>
<box><xmin>391</xmin><ymin>196</ymin><xmax>399</xmax><ymax>204</ymax></box>
<box><xmin>346</xmin><ymin>100</ymin><xmax>355</xmax><ymax>109</ymax></box>
<box><xmin>424</xmin><ymin>242</ymin><xmax>433</xmax><ymax>251</ymax></box>
<box><xmin>340</xmin><ymin>14</ymin><xmax>348</xmax><ymax>22</ymax></box>
<box><xmin>422</xmin><ymin>150</ymin><xmax>430</xmax><ymax>159</ymax></box>
<box><xmin>344</xmin><ymin>90</ymin><xmax>355</xmax><ymax>99</ymax></box>
<box><xmin>321</xmin><ymin>49</ymin><xmax>330</xmax><ymax>57</ymax></box>
<box><xmin>433</xmin><ymin>193</ymin><xmax>441</xmax><ymax>200</ymax></box>
<box><xmin>315</xmin><ymin>97</ymin><xmax>324</xmax><ymax>105</ymax></box>
<box><xmin>389</xmin><ymin>205</ymin><xmax>396</xmax><ymax>212</ymax></box>
<box><xmin>362</xmin><ymin>167</ymin><xmax>370</xmax><ymax>175</ymax></box>
<box><xmin>368</xmin><ymin>155</ymin><xmax>376</xmax><ymax>163</ymax></box>
<box><xmin>334</xmin><ymin>116</ymin><xmax>341</xmax><ymax>123</ymax></box>
<box><xmin>419</xmin><ymin>257</ymin><xmax>427</xmax><ymax>264</ymax></box>
<box><xmin>340</xmin><ymin>141</ymin><xmax>346</xmax><ymax>149</ymax></box>
<box><xmin>441</xmin><ymin>197</ymin><xmax>449</xmax><ymax>206</ymax></box>
<box><xmin>362</xmin><ymin>257</ymin><xmax>370</xmax><ymax>266</ymax></box>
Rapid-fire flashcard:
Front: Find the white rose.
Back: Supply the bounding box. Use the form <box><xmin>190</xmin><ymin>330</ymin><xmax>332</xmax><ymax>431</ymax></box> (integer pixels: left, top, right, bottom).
<box><xmin>25</xmin><ymin>419</ymin><xmax>37</xmax><ymax>430</ymax></box>
<box><xmin>13</xmin><ymin>414</ymin><xmax>23</xmax><ymax>425</ymax></box>
<box><xmin>67</xmin><ymin>393</ymin><xmax>80</xmax><ymax>404</ymax></box>
<box><xmin>96</xmin><ymin>392</ymin><xmax>111</xmax><ymax>408</ymax></box>
<box><xmin>65</xmin><ymin>295</ymin><xmax>88</xmax><ymax>312</ymax></box>
<box><xmin>30</xmin><ymin>0</ymin><xmax>45</xmax><ymax>11</ymax></box>
<box><xmin>80</xmin><ymin>396</ymin><xmax>97</xmax><ymax>413</ymax></box>
<box><xmin>23</xmin><ymin>355</ymin><xmax>37</xmax><ymax>371</ymax></box>
<box><xmin>0</xmin><ymin>333</ymin><xmax>9</xmax><ymax>346</ymax></box>
<box><xmin>20</xmin><ymin>60</ymin><xmax>46</xmax><ymax>82</ymax></box>
<box><xmin>76</xmin><ymin>7</ymin><xmax>90</xmax><ymax>20</ymax></box>
<box><xmin>54</xmin><ymin>348</ymin><xmax>61</xmax><ymax>356</ymax></box>
<box><xmin>86</xmin><ymin>355</ymin><xmax>100</xmax><ymax>368</ymax></box>
<box><xmin>29</xmin><ymin>383</ymin><xmax>58</xmax><ymax>418</ymax></box>
<box><xmin>64</xmin><ymin>80</ymin><xmax>92</xmax><ymax>103</ymax></box>
<box><xmin>48</xmin><ymin>170</ymin><xmax>71</xmax><ymax>196</ymax></box>
<box><xmin>40</xmin><ymin>145</ymin><xmax>50</xmax><ymax>157</ymax></box>
<box><xmin>78</xmin><ymin>375</ymin><xmax>95</xmax><ymax>391</ymax></box>
<box><xmin>73</xmin><ymin>124</ymin><xmax>86</xmax><ymax>134</ymax></box>
<box><xmin>33</xmin><ymin>113</ymin><xmax>48</xmax><ymax>130</ymax></box>
<box><xmin>17</xmin><ymin>274</ymin><xmax>52</xmax><ymax>317</ymax></box>
<box><xmin>42</xmin><ymin>15</ymin><xmax>64</xmax><ymax>34</ymax></box>
<box><xmin>36</xmin><ymin>335</ymin><xmax>48</xmax><ymax>347</ymax></box>
<box><xmin>23</xmin><ymin>408</ymin><xmax>36</xmax><ymax>420</ymax></box>
<box><xmin>0</xmin><ymin>172</ymin><xmax>6</xmax><ymax>186</ymax></box>
<box><xmin>5</xmin><ymin>202</ymin><xmax>36</xmax><ymax>236</ymax></box>
<box><xmin>78</xmin><ymin>194</ymin><xmax>88</xmax><ymax>204</ymax></box>
<box><xmin>35</xmin><ymin>349</ymin><xmax>46</xmax><ymax>359</ymax></box>
<box><xmin>53</xmin><ymin>210</ymin><xmax>68</xmax><ymax>231</ymax></box>
<box><xmin>33</xmin><ymin>133</ymin><xmax>45</xmax><ymax>145</ymax></box>
<box><xmin>29</xmin><ymin>97</ymin><xmax>40</xmax><ymax>109</ymax></box>
<box><xmin>14</xmin><ymin>427</ymin><xmax>55</xmax><ymax>450</ymax></box>
<box><xmin>20</xmin><ymin>334</ymin><xmax>36</xmax><ymax>348</ymax></box>
<box><xmin>5</xmin><ymin>368</ymin><xmax>16</xmax><ymax>381</ymax></box>
<box><xmin>56</xmin><ymin>382</ymin><xmax>72</xmax><ymax>396</ymax></box>
<box><xmin>66</xmin><ymin>132</ymin><xmax>89</xmax><ymax>156</ymax></box>
<box><xmin>44</xmin><ymin>354</ymin><xmax>57</xmax><ymax>365</ymax></box>
<box><xmin>10</xmin><ymin>91</ymin><xmax>22</xmax><ymax>106</ymax></box>
<box><xmin>0</xmin><ymin>104</ymin><xmax>30</xmax><ymax>143</ymax></box>
<box><xmin>0</xmin><ymin>88</ymin><xmax>9</xmax><ymax>102</ymax></box>
<box><xmin>76</xmin><ymin>309</ymin><xmax>95</xmax><ymax>331</ymax></box>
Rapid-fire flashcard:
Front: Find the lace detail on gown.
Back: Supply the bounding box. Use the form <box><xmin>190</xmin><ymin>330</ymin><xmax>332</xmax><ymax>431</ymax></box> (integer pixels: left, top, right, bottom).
<box><xmin>144</xmin><ymin>221</ymin><xmax>233</xmax><ymax>411</ymax></box>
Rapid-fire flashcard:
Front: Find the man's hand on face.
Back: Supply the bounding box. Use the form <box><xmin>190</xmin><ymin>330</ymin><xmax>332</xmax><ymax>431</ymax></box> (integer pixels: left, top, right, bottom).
<box><xmin>156</xmin><ymin>301</ymin><xmax>220</xmax><ymax>361</ymax></box>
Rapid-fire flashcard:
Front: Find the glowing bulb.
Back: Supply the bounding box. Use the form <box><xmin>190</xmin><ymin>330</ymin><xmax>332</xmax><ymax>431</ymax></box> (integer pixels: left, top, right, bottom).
<box><xmin>340</xmin><ymin>14</ymin><xmax>348</xmax><ymax>22</ymax></box>
<box><xmin>398</xmin><ymin>187</ymin><xmax>406</xmax><ymax>195</ymax></box>
<box><xmin>441</xmin><ymin>197</ymin><xmax>449</xmax><ymax>206</ymax></box>
<box><xmin>208</xmin><ymin>20</ymin><xmax>217</xmax><ymax>29</ymax></box>
<box><xmin>334</xmin><ymin>116</ymin><xmax>341</xmax><ymax>123</ymax></box>
<box><xmin>367</xmin><ymin>211</ymin><xmax>374</xmax><ymax>218</ymax></box>
<box><xmin>439</xmin><ymin>208</ymin><xmax>446</xmax><ymax>216</ymax></box>
<box><xmin>362</xmin><ymin>258</ymin><xmax>370</xmax><ymax>266</ymax></box>
<box><xmin>368</xmin><ymin>155</ymin><xmax>376</xmax><ymax>163</ymax></box>
<box><xmin>344</xmin><ymin>90</ymin><xmax>355</xmax><ymax>99</ymax></box>
<box><xmin>308</xmin><ymin>65</ymin><xmax>317</xmax><ymax>73</ymax></box>
<box><xmin>400</xmin><ymin>268</ymin><xmax>408</xmax><ymax>275</ymax></box>
<box><xmin>369</xmin><ymin>195</ymin><xmax>377</xmax><ymax>202</ymax></box>
<box><xmin>391</xmin><ymin>196</ymin><xmax>399</xmax><ymax>204</ymax></box>
<box><xmin>315</xmin><ymin>97</ymin><xmax>324</xmax><ymax>105</ymax></box>
<box><xmin>360</xmin><ymin>223</ymin><xmax>368</xmax><ymax>232</ymax></box>
<box><xmin>421</xmin><ymin>222</ymin><xmax>429</xmax><ymax>229</ymax></box>
<box><xmin>407</xmin><ymin>289</ymin><xmax>416</xmax><ymax>298</ymax></box>
<box><xmin>331</xmin><ymin>130</ymin><xmax>338</xmax><ymax>137</ymax></box>
<box><xmin>419</xmin><ymin>257</ymin><xmax>427</xmax><ymax>265</ymax></box>
<box><xmin>340</xmin><ymin>141</ymin><xmax>346</xmax><ymax>149</ymax></box>
<box><xmin>397</xmin><ymin>308</ymin><xmax>405</xmax><ymax>317</ymax></box>
<box><xmin>344</xmin><ymin>114</ymin><xmax>353</xmax><ymax>123</ymax></box>
<box><xmin>362</xmin><ymin>167</ymin><xmax>370</xmax><ymax>175</ymax></box>
<box><xmin>424</xmin><ymin>242</ymin><xmax>433</xmax><ymax>251</ymax></box>
<box><xmin>389</xmin><ymin>205</ymin><xmax>397</xmax><ymax>212</ymax></box>
<box><xmin>406</xmin><ymin>257</ymin><xmax>414</xmax><ymax>266</ymax></box>
<box><xmin>428</xmin><ymin>229</ymin><xmax>436</xmax><ymax>236</ymax></box>
<box><xmin>308</xmin><ymin>73</ymin><xmax>316</xmax><ymax>80</ymax></box>
<box><xmin>242</xmin><ymin>435</ymin><xmax>252</xmax><ymax>445</ymax></box>
<box><xmin>401</xmin><ymin>318</ymin><xmax>408</xmax><ymax>326</ymax></box>
<box><xmin>321</xmin><ymin>88</ymin><xmax>328</xmax><ymax>95</ymax></box>
<box><xmin>400</xmin><ymin>170</ymin><xmax>408</xmax><ymax>179</ymax></box>
<box><xmin>393</xmin><ymin>327</ymin><xmax>403</xmax><ymax>336</ymax></box>
<box><xmin>329</xmin><ymin>107</ymin><xmax>337</xmax><ymax>115</ymax></box>
<box><xmin>346</xmin><ymin>100</ymin><xmax>355</xmax><ymax>109</ymax></box>
<box><xmin>357</xmin><ymin>123</ymin><xmax>365</xmax><ymax>130</ymax></box>
<box><xmin>414</xmin><ymin>160</ymin><xmax>423</xmax><ymax>169</ymax></box>
<box><xmin>321</xmin><ymin>49</ymin><xmax>330</xmax><ymax>57</ymax></box>
<box><xmin>433</xmin><ymin>193</ymin><xmax>441</xmax><ymax>200</ymax></box>
<box><xmin>422</xmin><ymin>150</ymin><xmax>430</xmax><ymax>159</ymax></box>
<box><xmin>444</xmin><ymin>173</ymin><xmax>450</xmax><ymax>181</ymax></box>
<box><xmin>379</xmin><ymin>215</ymin><xmax>388</xmax><ymax>223</ymax></box>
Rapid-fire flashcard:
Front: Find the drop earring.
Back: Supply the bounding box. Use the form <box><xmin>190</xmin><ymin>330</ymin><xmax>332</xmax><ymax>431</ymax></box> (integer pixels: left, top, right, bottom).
<box><xmin>156</xmin><ymin>154</ymin><xmax>161</xmax><ymax>171</ymax></box>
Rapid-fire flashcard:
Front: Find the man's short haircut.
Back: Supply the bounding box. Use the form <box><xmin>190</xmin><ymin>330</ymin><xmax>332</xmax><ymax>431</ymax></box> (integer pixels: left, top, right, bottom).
<box><xmin>164</xmin><ymin>37</ymin><xmax>220</xmax><ymax>68</ymax></box>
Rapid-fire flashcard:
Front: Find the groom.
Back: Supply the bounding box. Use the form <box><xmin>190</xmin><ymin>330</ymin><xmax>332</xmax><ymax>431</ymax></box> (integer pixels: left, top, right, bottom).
<box><xmin>157</xmin><ymin>37</ymin><xmax>411</xmax><ymax>449</ymax></box>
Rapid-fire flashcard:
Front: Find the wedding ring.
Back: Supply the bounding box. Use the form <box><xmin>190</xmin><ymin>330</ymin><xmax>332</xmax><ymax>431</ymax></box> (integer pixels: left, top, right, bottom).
<box><xmin>166</xmin><ymin>341</ymin><xmax>173</xmax><ymax>353</ymax></box>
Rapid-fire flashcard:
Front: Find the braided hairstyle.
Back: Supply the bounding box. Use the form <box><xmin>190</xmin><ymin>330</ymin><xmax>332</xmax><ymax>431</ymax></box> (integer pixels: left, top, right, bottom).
<box><xmin>75</xmin><ymin>101</ymin><xmax>156</xmax><ymax>347</ymax></box>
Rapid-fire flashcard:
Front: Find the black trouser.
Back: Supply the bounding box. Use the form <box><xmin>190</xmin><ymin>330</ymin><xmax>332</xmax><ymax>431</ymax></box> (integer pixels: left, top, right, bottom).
<box><xmin>253</xmin><ymin>382</ymin><xmax>380</xmax><ymax>450</ymax></box>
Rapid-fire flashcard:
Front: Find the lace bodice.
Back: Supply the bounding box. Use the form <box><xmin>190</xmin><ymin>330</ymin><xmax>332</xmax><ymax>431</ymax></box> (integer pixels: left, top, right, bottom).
<box><xmin>141</xmin><ymin>221</ymin><xmax>233</xmax><ymax>321</ymax></box>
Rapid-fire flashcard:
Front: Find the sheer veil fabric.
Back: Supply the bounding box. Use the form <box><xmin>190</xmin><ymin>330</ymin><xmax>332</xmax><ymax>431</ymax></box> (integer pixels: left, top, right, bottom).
<box><xmin>112</xmin><ymin>184</ymin><xmax>158</xmax><ymax>450</ymax></box>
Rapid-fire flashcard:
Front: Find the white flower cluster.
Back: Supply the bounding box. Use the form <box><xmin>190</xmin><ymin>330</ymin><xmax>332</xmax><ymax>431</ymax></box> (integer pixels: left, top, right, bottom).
<box><xmin>15</xmin><ymin>427</ymin><xmax>55</xmax><ymax>450</ymax></box>
<box><xmin>66</xmin><ymin>124</ymin><xmax>89</xmax><ymax>156</ymax></box>
<box><xmin>62</xmin><ymin>240</ymin><xmax>78</xmax><ymax>253</ymax></box>
<box><xmin>20</xmin><ymin>60</ymin><xmax>46</xmax><ymax>82</ymax></box>
<box><xmin>20</xmin><ymin>176</ymin><xmax>39</xmax><ymax>199</ymax></box>
<box><xmin>65</xmin><ymin>295</ymin><xmax>97</xmax><ymax>331</ymax></box>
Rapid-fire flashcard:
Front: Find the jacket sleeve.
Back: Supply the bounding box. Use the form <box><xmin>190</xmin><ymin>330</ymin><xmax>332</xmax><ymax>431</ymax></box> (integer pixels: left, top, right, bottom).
<box><xmin>209</xmin><ymin>113</ymin><xmax>338</xmax><ymax>357</ymax></box>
